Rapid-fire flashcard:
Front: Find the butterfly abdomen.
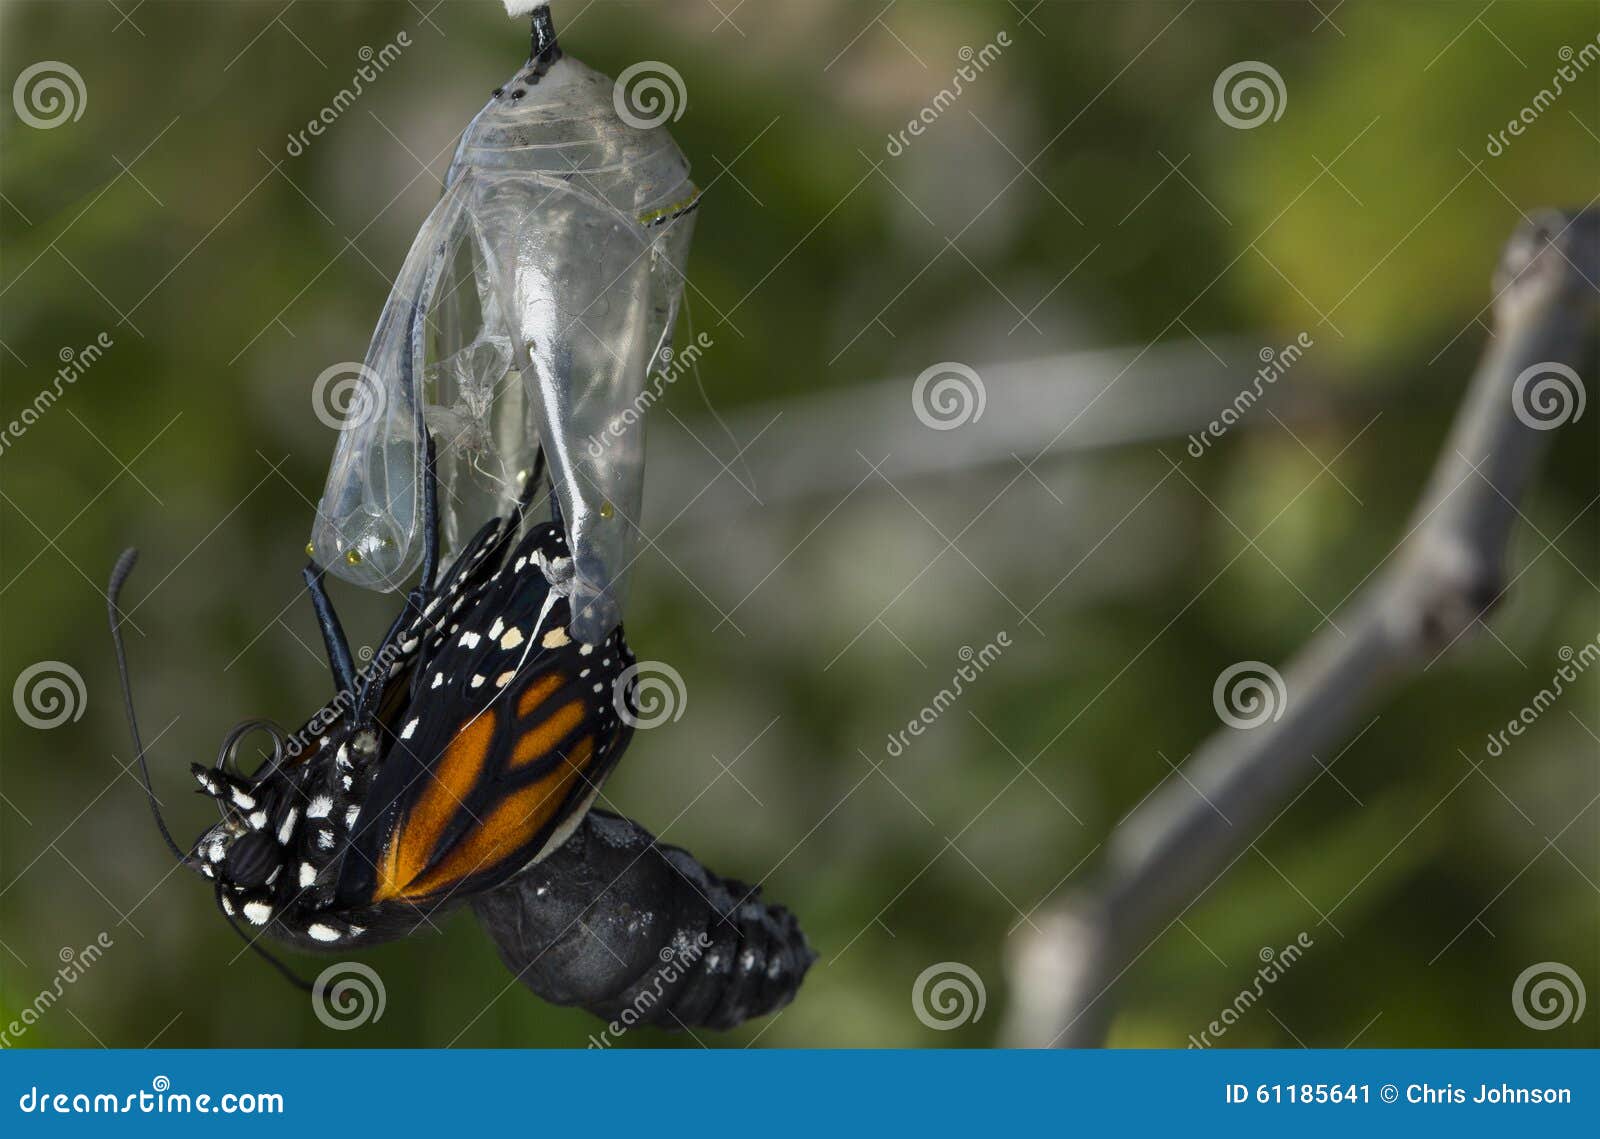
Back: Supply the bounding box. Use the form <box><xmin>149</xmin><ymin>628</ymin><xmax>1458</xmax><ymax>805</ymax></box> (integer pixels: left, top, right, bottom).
<box><xmin>472</xmin><ymin>810</ymin><xmax>815</xmax><ymax>1032</ymax></box>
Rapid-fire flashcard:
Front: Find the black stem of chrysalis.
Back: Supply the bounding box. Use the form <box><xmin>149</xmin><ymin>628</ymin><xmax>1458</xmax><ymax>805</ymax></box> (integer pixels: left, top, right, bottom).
<box><xmin>530</xmin><ymin>5</ymin><xmax>561</xmax><ymax>69</ymax></box>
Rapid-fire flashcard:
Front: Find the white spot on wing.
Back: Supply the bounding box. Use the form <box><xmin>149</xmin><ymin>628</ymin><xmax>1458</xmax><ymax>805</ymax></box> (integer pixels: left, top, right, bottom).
<box><xmin>243</xmin><ymin>901</ymin><xmax>272</xmax><ymax>925</ymax></box>
<box><xmin>500</xmin><ymin>627</ymin><xmax>524</xmax><ymax>651</ymax></box>
<box><xmin>307</xmin><ymin>923</ymin><xmax>340</xmax><ymax>943</ymax></box>
<box><xmin>307</xmin><ymin>796</ymin><xmax>333</xmax><ymax>819</ymax></box>
<box><xmin>542</xmin><ymin>627</ymin><xmax>571</xmax><ymax>649</ymax></box>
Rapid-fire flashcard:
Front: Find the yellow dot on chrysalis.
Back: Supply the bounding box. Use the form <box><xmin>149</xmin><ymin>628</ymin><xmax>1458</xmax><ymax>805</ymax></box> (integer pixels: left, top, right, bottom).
<box><xmin>305</xmin><ymin>542</ymin><xmax>315</xmax><ymax>557</ymax></box>
<box><xmin>345</xmin><ymin>549</ymin><xmax>363</xmax><ymax>566</ymax></box>
<box><xmin>599</xmin><ymin>501</ymin><xmax>614</xmax><ymax>519</ymax></box>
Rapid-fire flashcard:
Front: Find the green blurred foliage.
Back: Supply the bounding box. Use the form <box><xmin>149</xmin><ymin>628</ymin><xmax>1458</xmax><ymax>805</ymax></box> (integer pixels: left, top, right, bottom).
<box><xmin>0</xmin><ymin>0</ymin><xmax>1595</xmax><ymax>1049</ymax></box>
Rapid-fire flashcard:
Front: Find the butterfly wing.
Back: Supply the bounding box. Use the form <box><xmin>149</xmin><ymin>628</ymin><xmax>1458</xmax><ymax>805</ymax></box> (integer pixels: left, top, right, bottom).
<box><xmin>337</xmin><ymin>521</ymin><xmax>634</xmax><ymax>909</ymax></box>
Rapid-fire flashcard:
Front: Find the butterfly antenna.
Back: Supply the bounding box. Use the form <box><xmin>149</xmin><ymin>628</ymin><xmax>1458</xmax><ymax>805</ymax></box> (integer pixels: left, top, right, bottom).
<box><xmin>215</xmin><ymin>881</ymin><xmax>314</xmax><ymax>993</ymax></box>
<box><xmin>108</xmin><ymin>548</ymin><xmax>186</xmax><ymax>862</ymax></box>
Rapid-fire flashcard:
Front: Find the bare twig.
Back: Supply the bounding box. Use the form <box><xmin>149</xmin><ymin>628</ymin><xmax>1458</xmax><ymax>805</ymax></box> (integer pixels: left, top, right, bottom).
<box><xmin>1003</xmin><ymin>209</ymin><xmax>1599</xmax><ymax>1048</ymax></box>
<box><xmin>651</xmin><ymin>338</ymin><xmax>1349</xmax><ymax>516</ymax></box>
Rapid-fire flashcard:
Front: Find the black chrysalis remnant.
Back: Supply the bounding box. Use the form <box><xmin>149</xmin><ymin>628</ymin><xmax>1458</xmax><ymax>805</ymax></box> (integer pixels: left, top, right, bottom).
<box><xmin>473</xmin><ymin>811</ymin><xmax>815</xmax><ymax>1032</ymax></box>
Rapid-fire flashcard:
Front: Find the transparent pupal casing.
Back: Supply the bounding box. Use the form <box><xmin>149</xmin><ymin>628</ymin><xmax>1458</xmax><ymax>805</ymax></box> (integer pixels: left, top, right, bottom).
<box><xmin>309</xmin><ymin>32</ymin><xmax>698</xmax><ymax>644</ymax></box>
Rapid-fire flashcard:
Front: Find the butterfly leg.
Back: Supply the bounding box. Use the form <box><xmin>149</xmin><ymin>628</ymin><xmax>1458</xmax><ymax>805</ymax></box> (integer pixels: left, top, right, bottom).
<box><xmin>303</xmin><ymin>562</ymin><xmax>357</xmax><ymax>697</ymax></box>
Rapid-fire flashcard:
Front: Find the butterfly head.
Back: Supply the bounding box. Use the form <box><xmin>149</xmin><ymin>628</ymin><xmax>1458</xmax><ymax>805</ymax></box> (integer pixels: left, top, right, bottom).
<box><xmin>186</xmin><ymin>759</ymin><xmax>288</xmax><ymax>912</ymax></box>
<box><xmin>182</xmin><ymin>716</ymin><xmax>338</xmax><ymax>924</ymax></box>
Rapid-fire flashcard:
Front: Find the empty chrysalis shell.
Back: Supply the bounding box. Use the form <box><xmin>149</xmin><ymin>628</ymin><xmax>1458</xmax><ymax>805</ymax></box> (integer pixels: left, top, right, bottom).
<box><xmin>310</xmin><ymin>5</ymin><xmax>698</xmax><ymax>643</ymax></box>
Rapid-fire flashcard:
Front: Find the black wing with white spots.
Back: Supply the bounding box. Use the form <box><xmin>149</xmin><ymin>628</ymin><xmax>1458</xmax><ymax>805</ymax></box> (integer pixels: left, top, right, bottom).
<box><xmin>337</xmin><ymin>520</ymin><xmax>636</xmax><ymax>909</ymax></box>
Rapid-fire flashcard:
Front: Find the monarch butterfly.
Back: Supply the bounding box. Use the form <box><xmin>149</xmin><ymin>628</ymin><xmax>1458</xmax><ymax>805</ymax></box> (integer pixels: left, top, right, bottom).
<box><xmin>109</xmin><ymin>410</ymin><xmax>813</xmax><ymax>1032</ymax></box>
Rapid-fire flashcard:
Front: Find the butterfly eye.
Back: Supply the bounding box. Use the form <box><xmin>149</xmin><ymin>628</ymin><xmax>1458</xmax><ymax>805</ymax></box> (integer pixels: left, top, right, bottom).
<box><xmin>215</xmin><ymin>718</ymin><xmax>289</xmax><ymax>783</ymax></box>
<box><xmin>308</xmin><ymin>2</ymin><xmax>698</xmax><ymax>645</ymax></box>
<box><xmin>222</xmin><ymin>831</ymin><xmax>280</xmax><ymax>888</ymax></box>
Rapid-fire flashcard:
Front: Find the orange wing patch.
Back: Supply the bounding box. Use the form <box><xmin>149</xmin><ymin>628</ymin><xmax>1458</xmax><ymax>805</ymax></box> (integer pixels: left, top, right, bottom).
<box><xmin>374</xmin><ymin>709</ymin><xmax>498</xmax><ymax>901</ymax></box>
<box><xmin>516</xmin><ymin>673</ymin><xmax>564</xmax><ymax>718</ymax></box>
<box><xmin>510</xmin><ymin>701</ymin><xmax>586</xmax><ymax>769</ymax></box>
<box><xmin>398</xmin><ymin>736</ymin><xmax>595</xmax><ymax>900</ymax></box>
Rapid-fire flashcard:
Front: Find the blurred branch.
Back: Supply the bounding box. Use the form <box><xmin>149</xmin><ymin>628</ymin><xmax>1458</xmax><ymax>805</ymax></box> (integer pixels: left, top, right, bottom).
<box><xmin>1003</xmin><ymin>208</ymin><xmax>1600</xmax><ymax>1048</ymax></box>
<box><xmin>650</xmin><ymin>339</ymin><xmax>1352</xmax><ymax>517</ymax></box>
